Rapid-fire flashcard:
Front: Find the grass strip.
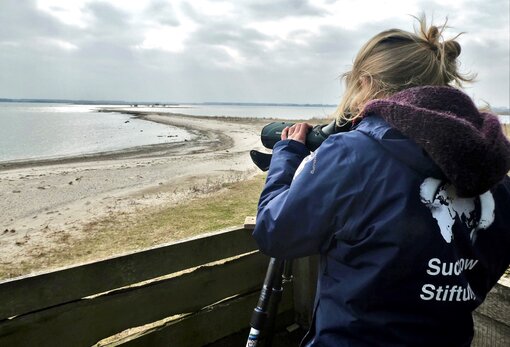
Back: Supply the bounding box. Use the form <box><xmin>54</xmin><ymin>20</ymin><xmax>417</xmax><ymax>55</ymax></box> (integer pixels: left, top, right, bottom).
<box><xmin>3</xmin><ymin>175</ymin><xmax>267</xmax><ymax>280</ymax></box>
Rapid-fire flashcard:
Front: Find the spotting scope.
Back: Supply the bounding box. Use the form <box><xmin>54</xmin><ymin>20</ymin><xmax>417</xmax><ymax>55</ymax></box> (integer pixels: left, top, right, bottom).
<box><xmin>250</xmin><ymin>120</ymin><xmax>351</xmax><ymax>171</ymax></box>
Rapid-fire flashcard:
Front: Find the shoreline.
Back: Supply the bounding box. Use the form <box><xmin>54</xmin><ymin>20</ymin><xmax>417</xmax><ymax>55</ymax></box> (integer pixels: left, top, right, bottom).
<box><xmin>0</xmin><ymin>111</ymin><xmax>269</xmax><ymax>277</ymax></box>
<box><xmin>0</xmin><ymin>109</ymin><xmax>282</xmax><ymax>170</ymax></box>
<box><xmin>0</xmin><ymin>111</ymin><xmax>226</xmax><ymax>170</ymax></box>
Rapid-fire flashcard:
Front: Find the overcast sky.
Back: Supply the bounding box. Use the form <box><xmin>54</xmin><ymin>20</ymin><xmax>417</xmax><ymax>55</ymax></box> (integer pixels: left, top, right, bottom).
<box><xmin>1</xmin><ymin>0</ymin><xmax>509</xmax><ymax>106</ymax></box>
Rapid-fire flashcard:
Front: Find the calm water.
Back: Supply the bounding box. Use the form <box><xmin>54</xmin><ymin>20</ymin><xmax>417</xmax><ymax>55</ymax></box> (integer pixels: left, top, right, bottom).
<box><xmin>0</xmin><ymin>102</ymin><xmax>507</xmax><ymax>163</ymax></box>
<box><xmin>0</xmin><ymin>103</ymin><xmax>191</xmax><ymax>163</ymax></box>
<box><xmin>0</xmin><ymin>102</ymin><xmax>339</xmax><ymax>163</ymax></box>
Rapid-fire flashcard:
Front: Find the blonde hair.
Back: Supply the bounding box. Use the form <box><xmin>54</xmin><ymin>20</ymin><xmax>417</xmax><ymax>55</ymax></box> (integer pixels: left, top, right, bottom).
<box><xmin>334</xmin><ymin>15</ymin><xmax>475</xmax><ymax>123</ymax></box>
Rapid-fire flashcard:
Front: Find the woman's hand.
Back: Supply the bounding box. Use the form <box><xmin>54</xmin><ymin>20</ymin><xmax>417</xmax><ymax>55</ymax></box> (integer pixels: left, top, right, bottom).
<box><xmin>281</xmin><ymin>123</ymin><xmax>312</xmax><ymax>145</ymax></box>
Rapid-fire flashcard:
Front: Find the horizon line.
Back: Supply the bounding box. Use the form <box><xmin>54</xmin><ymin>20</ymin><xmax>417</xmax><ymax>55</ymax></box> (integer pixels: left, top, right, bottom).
<box><xmin>0</xmin><ymin>97</ymin><xmax>509</xmax><ymax>110</ymax></box>
<box><xmin>0</xmin><ymin>97</ymin><xmax>338</xmax><ymax>108</ymax></box>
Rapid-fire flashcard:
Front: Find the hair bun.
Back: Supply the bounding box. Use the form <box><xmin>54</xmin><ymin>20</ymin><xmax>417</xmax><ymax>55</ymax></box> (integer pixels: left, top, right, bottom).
<box><xmin>427</xmin><ymin>26</ymin><xmax>440</xmax><ymax>42</ymax></box>
<box><xmin>443</xmin><ymin>40</ymin><xmax>461</xmax><ymax>60</ymax></box>
<box><xmin>425</xmin><ymin>26</ymin><xmax>440</xmax><ymax>50</ymax></box>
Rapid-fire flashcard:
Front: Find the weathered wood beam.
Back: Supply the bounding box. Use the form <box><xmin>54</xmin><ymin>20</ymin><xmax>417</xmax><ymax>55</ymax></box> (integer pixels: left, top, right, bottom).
<box><xmin>0</xmin><ymin>227</ymin><xmax>256</xmax><ymax>320</ymax></box>
<box><xmin>0</xmin><ymin>252</ymin><xmax>269</xmax><ymax>347</ymax></box>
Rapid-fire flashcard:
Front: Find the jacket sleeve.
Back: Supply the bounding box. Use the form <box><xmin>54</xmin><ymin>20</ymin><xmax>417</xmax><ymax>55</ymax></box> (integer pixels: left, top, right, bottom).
<box><xmin>253</xmin><ymin>135</ymin><xmax>358</xmax><ymax>259</ymax></box>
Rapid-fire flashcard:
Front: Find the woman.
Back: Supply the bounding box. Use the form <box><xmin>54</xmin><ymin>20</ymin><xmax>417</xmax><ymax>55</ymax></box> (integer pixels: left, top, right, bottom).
<box><xmin>252</xmin><ymin>17</ymin><xmax>510</xmax><ymax>347</ymax></box>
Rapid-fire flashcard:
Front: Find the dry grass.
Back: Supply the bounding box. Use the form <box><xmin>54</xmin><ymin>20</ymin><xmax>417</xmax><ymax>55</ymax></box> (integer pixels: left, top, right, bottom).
<box><xmin>1</xmin><ymin>175</ymin><xmax>266</xmax><ymax>280</ymax></box>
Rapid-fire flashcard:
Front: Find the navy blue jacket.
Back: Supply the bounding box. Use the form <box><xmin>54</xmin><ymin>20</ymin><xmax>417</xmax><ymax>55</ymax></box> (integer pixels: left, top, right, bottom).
<box><xmin>253</xmin><ymin>116</ymin><xmax>510</xmax><ymax>346</ymax></box>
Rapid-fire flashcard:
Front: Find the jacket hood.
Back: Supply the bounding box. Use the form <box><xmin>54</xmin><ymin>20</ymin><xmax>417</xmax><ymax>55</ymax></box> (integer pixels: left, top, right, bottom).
<box><xmin>360</xmin><ymin>85</ymin><xmax>510</xmax><ymax>197</ymax></box>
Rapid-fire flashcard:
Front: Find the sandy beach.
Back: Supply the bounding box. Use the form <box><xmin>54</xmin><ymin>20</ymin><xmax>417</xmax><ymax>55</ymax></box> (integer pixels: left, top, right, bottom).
<box><xmin>0</xmin><ymin>110</ymin><xmax>271</xmax><ymax>276</ymax></box>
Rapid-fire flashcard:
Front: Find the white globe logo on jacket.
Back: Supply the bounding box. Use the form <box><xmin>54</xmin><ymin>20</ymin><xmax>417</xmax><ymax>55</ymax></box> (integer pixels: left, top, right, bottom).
<box><xmin>420</xmin><ymin>178</ymin><xmax>495</xmax><ymax>243</ymax></box>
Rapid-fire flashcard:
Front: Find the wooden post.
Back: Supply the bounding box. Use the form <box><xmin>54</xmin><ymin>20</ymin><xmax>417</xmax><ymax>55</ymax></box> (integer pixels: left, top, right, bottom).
<box><xmin>472</xmin><ymin>278</ymin><xmax>510</xmax><ymax>346</ymax></box>
<box><xmin>292</xmin><ymin>256</ymin><xmax>318</xmax><ymax>329</ymax></box>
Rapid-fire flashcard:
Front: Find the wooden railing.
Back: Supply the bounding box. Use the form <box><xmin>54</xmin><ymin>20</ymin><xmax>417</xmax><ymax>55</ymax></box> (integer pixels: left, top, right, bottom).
<box><xmin>473</xmin><ymin>278</ymin><xmax>510</xmax><ymax>346</ymax></box>
<box><xmin>0</xmin><ymin>227</ymin><xmax>293</xmax><ymax>346</ymax></box>
<box><xmin>0</xmin><ymin>225</ymin><xmax>508</xmax><ymax>346</ymax></box>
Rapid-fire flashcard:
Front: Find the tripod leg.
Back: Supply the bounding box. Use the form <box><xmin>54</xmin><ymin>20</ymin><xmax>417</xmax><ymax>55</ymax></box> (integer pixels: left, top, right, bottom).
<box><xmin>246</xmin><ymin>258</ymin><xmax>284</xmax><ymax>347</ymax></box>
<box><xmin>283</xmin><ymin>261</ymin><xmax>293</xmax><ymax>285</ymax></box>
<box><xmin>264</xmin><ymin>260</ymin><xmax>294</xmax><ymax>347</ymax></box>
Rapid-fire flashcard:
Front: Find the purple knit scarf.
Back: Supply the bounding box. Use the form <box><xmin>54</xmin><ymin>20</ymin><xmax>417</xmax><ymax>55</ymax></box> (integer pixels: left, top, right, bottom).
<box><xmin>360</xmin><ymin>85</ymin><xmax>510</xmax><ymax>197</ymax></box>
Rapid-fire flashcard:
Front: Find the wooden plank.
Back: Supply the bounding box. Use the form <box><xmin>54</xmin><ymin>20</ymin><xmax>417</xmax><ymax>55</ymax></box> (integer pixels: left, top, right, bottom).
<box><xmin>475</xmin><ymin>282</ymin><xmax>510</xmax><ymax>326</ymax></box>
<box><xmin>0</xmin><ymin>226</ymin><xmax>257</xmax><ymax>320</ymax></box>
<box><xmin>0</xmin><ymin>252</ymin><xmax>270</xmax><ymax>347</ymax></box>
<box><xmin>116</xmin><ymin>285</ymin><xmax>294</xmax><ymax>347</ymax></box>
<box><xmin>472</xmin><ymin>311</ymin><xmax>510</xmax><ymax>347</ymax></box>
<box><xmin>293</xmin><ymin>255</ymin><xmax>318</xmax><ymax>330</ymax></box>
<box><xmin>244</xmin><ymin>216</ymin><xmax>256</xmax><ymax>230</ymax></box>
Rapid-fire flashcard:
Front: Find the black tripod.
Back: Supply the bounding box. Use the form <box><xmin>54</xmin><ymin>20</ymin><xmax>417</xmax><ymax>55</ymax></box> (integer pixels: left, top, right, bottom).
<box><xmin>246</xmin><ymin>258</ymin><xmax>293</xmax><ymax>347</ymax></box>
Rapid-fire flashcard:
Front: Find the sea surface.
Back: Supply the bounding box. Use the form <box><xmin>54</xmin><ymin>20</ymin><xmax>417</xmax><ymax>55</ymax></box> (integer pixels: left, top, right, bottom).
<box><xmin>0</xmin><ymin>102</ymin><xmax>508</xmax><ymax>163</ymax></box>
<box><xmin>0</xmin><ymin>102</ymin><xmax>339</xmax><ymax>163</ymax></box>
<box><xmin>0</xmin><ymin>103</ymin><xmax>191</xmax><ymax>163</ymax></box>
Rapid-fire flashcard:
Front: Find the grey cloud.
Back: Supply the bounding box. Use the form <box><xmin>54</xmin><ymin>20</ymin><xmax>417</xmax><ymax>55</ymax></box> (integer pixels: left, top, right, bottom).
<box><xmin>181</xmin><ymin>0</ymin><xmax>326</xmax><ymax>23</ymax></box>
<box><xmin>462</xmin><ymin>38</ymin><xmax>509</xmax><ymax>67</ymax></box>
<box><xmin>173</xmin><ymin>21</ymin><xmax>358</xmax><ymax>101</ymax></box>
<box><xmin>177</xmin><ymin>1</ymin><xmax>339</xmax><ymax>70</ymax></box>
<box><xmin>144</xmin><ymin>0</ymin><xmax>180</xmax><ymax>26</ymax></box>
<box><xmin>0</xmin><ymin>0</ymin><xmax>80</xmax><ymax>42</ymax></box>
<box><xmin>64</xmin><ymin>2</ymin><xmax>148</xmax><ymax>63</ymax></box>
<box><xmin>82</xmin><ymin>2</ymin><xmax>143</xmax><ymax>45</ymax></box>
<box><xmin>461</xmin><ymin>38</ymin><xmax>509</xmax><ymax>105</ymax></box>
<box><xmin>179</xmin><ymin>2</ymin><xmax>201</xmax><ymax>22</ymax></box>
<box><xmin>0</xmin><ymin>0</ymin><xmax>145</xmax><ymax>100</ymax></box>
<box><xmin>180</xmin><ymin>8</ymin><xmax>356</xmax><ymax>70</ymax></box>
<box><xmin>0</xmin><ymin>0</ymin><xmax>142</xmax><ymax>52</ymax></box>
<box><xmin>246</xmin><ymin>0</ymin><xmax>328</xmax><ymax>19</ymax></box>
<box><xmin>413</xmin><ymin>0</ymin><xmax>509</xmax><ymax>33</ymax></box>
<box><xmin>187</xmin><ymin>21</ymin><xmax>271</xmax><ymax>62</ymax></box>
<box><xmin>410</xmin><ymin>2</ymin><xmax>509</xmax><ymax>105</ymax></box>
<box><xmin>305</xmin><ymin>25</ymin><xmax>360</xmax><ymax>56</ymax></box>
<box><xmin>268</xmin><ymin>22</ymin><xmax>397</xmax><ymax>70</ymax></box>
<box><xmin>191</xmin><ymin>23</ymin><xmax>269</xmax><ymax>45</ymax></box>
<box><xmin>433</xmin><ymin>0</ymin><xmax>510</xmax><ymax>29</ymax></box>
<box><xmin>84</xmin><ymin>2</ymin><xmax>130</xmax><ymax>28</ymax></box>
<box><xmin>0</xmin><ymin>0</ymin><xmax>507</xmax><ymax>107</ymax></box>
<box><xmin>171</xmin><ymin>5</ymin><xmax>276</xmax><ymax>67</ymax></box>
